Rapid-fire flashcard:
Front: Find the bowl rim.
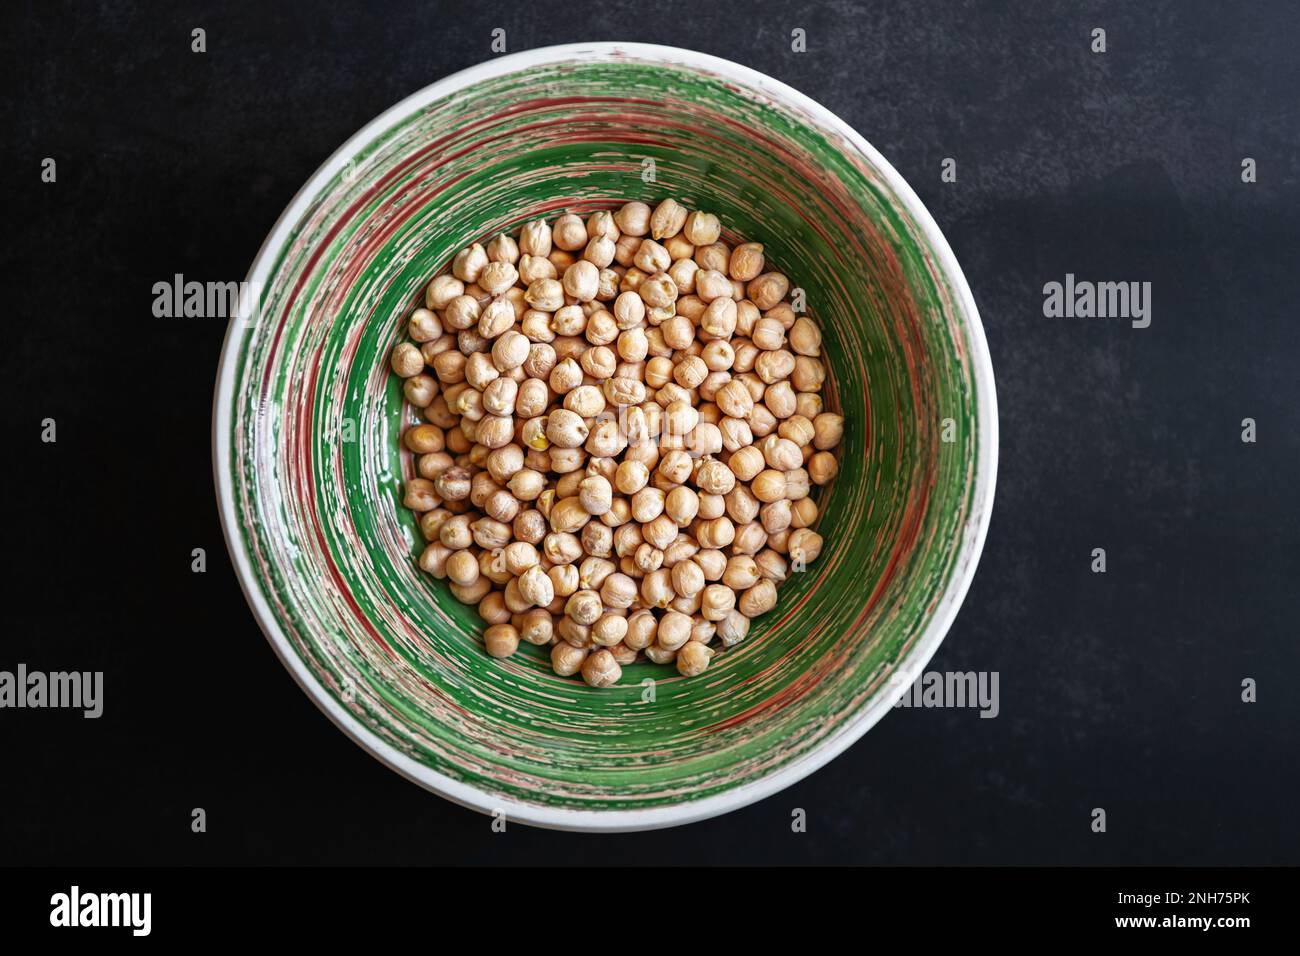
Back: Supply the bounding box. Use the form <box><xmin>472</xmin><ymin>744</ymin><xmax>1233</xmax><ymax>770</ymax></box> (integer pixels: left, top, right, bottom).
<box><xmin>212</xmin><ymin>40</ymin><xmax>999</xmax><ymax>833</ymax></box>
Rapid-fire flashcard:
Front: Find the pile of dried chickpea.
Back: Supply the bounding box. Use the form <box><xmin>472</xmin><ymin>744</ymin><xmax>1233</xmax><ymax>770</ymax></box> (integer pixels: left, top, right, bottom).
<box><xmin>390</xmin><ymin>198</ymin><xmax>842</xmax><ymax>688</ymax></box>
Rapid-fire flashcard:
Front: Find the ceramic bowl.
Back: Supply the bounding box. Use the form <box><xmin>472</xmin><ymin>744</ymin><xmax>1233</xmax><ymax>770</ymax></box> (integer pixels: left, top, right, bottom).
<box><xmin>213</xmin><ymin>42</ymin><xmax>997</xmax><ymax>831</ymax></box>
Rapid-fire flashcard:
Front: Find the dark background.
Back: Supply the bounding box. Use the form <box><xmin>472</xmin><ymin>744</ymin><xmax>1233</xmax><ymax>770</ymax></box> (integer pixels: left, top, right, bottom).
<box><xmin>2</xmin><ymin>0</ymin><xmax>1296</xmax><ymax>865</ymax></box>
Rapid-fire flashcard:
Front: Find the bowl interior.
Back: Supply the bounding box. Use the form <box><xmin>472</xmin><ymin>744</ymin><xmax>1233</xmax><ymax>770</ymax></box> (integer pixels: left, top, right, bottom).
<box><xmin>220</xmin><ymin>48</ymin><xmax>990</xmax><ymax>825</ymax></box>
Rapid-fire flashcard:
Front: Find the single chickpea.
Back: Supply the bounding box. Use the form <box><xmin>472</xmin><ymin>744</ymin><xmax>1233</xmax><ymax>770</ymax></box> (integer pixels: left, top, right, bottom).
<box><xmin>549</xmin><ymin>562</ymin><xmax>580</xmax><ymax>597</ymax></box>
<box><xmin>551</xmin><ymin>642</ymin><xmax>588</xmax><ymax>677</ymax></box>
<box><xmin>670</xmin><ymin>558</ymin><xmax>706</xmax><ymax>599</ymax></box>
<box><xmin>693</xmin><ymin>459</ymin><xmax>734</xmax><ymax>496</ymax></box>
<box><xmin>424</xmin><ymin>274</ymin><xmax>465</xmax><ymax>311</ymax></box>
<box><xmin>476</xmin><ymin>414</ymin><xmax>515</xmax><ymax>450</ymax></box>
<box><xmin>700</xmin><ymin>583</ymin><xmax>737</xmax><ymax>622</ymax></box>
<box><xmin>640</xmin><ymin>568</ymin><xmax>675</xmax><ymax>608</ymax></box>
<box><xmin>452</xmin><ymin>243</ymin><xmax>488</xmax><ymax>283</ymax></box>
<box><xmin>418</xmin><ymin>541</ymin><xmax>454</xmax><ymax>578</ymax></box>
<box><xmin>669</xmin><ymin>258</ymin><xmax>699</xmax><ymax>296</ymax></box>
<box><xmin>715</xmin><ymin>379</ymin><xmax>754</xmax><ymax>418</ymax></box>
<box><xmin>631</xmin><ymin>486</ymin><xmax>666</xmax><ymax>523</ymax></box>
<box><xmin>789</xmin><ymin>316</ymin><xmax>822</xmax><ymax>356</ymax></box>
<box><xmin>790</xmin><ymin>496</ymin><xmax>819</xmax><ymax>529</ymax></box>
<box><xmin>450</xmin><ymin>578</ymin><xmax>492</xmax><ymax>605</ymax></box>
<box><xmin>760</xmin><ymin>499</ymin><xmax>792</xmax><ymax>536</ymax></box>
<box><xmin>546</xmin><ymin>409</ymin><xmax>589</xmax><ymax>449</ymax></box>
<box><xmin>795</xmin><ymin>390</ymin><xmax>823</xmax><ymax>420</ymax></box>
<box><xmin>650</xmin><ymin>198</ymin><xmax>688</xmax><ymax>240</ymax></box>
<box><xmin>548</xmin><ymin>357</ymin><xmax>584</xmax><ymax>394</ymax></box>
<box><xmin>407</xmin><ymin>308</ymin><xmax>443</xmax><ymax>344</ymax></box>
<box><xmin>481</xmin><ymin>623</ymin><xmax>519</xmax><ymax>659</ymax></box>
<box><xmin>563</xmin><ymin>260</ymin><xmax>601</xmax><ymax>302</ymax></box>
<box><xmin>599</xmin><ymin>572</ymin><xmax>638</xmax><ymax>609</ymax></box>
<box><xmin>788</xmin><ymin>528</ymin><xmax>825</xmax><ymax>565</ymax></box>
<box><xmin>553</xmin><ymin>214</ymin><xmax>588</xmax><ymax>252</ymax></box>
<box><xmin>614</xmin><ymin>201</ymin><xmax>651</xmax><ymax>237</ymax></box>
<box><xmin>680</xmin><ymin>210</ymin><xmax>719</xmax><ymax>246</ymax></box>
<box><xmin>582</xmin><ymin>519</ymin><xmax>614</xmax><ymax>558</ymax></box>
<box><xmin>513</xmin><ymin>509</ymin><xmax>547</xmax><ymax>545</ymax></box>
<box><xmin>515</xmin><ymin>608</ymin><xmax>552</xmax><ymax>646</ymax></box>
<box><xmin>581</xmin><ymin>648</ymin><xmax>622</xmax><ymax>688</ymax></box>
<box><xmin>698</xmin><ymin>492</ymin><xmax>726</xmax><ymax>521</ymax></box>
<box><xmin>565</xmin><ymin>589</ymin><xmax>604</xmax><ymax>627</ymax></box>
<box><xmin>634</xmin><ymin>239</ymin><xmax>672</xmax><ymax>275</ymax></box>
<box><xmin>696</xmin><ymin>516</ymin><xmax>736</xmax><ymax>550</ymax></box>
<box><xmin>739</xmin><ymin>579</ymin><xmax>778</xmax><ymax>617</ymax></box>
<box><xmin>591</xmin><ymin>614</ymin><xmax>629</xmax><ymax>647</ymax></box>
<box><xmin>390</xmin><ymin>342</ymin><xmax>424</xmax><ymax>378</ymax></box>
<box><xmin>732</xmin><ymin>521</ymin><xmax>768</xmax><ymax>556</ymax></box>
<box><xmin>747</xmin><ymin>403</ymin><xmax>778</xmax><ymax>438</ymax></box>
<box><xmin>549</xmin><ymin>496</ymin><xmax>592</xmax><ymax>534</ymax></box>
<box><xmin>402</xmin><ymin>478</ymin><xmax>439</xmax><ymax>512</ymax></box>
<box><xmin>634</xmin><ymin>542</ymin><xmax>664</xmax><ymax>574</ymax></box>
<box><xmin>665</xmin><ymin>485</ymin><xmax>700</xmax><ymax>526</ymax></box>
<box><xmin>674</xmin><ymin>641</ymin><xmax>710</xmax><ymax>677</ymax></box>
<box><xmin>791</xmin><ymin>355</ymin><xmax>825</xmax><ymax>392</ymax></box>
<box><xmin>692</xmin><ymin>240</ymin><xmax>728</xmax><ymax>273</ymax></box>
<box><xmin>446</xmin><ymin>550</ymin><xmax>480</xmax><ymax>587</ymax></box>
<box><xmin>657</xmin><ymin>449</ymin><xmax>693</xmax><ymax>484</ymax></box>
<box><xmin>433</xmin><ymin>466</ymin><xmax>472</xmax><ymax>502</ymax></box>
<box><xmin>417</xmin><ymin>452</ymin><xmax>454</xmax><ymax>482</ymax></box>
<box><xmin>754</xmin><ymin>348</ymin><xmax>790</xmax><ymax>387</ymax></box>
<box><xmin>747</xmin><ymin>272</ymin><xmax>790</xmax><ymax>311</ymax></box>
<box><xmin>402</xmin><ymin>424</ymin><xmax>443</xmax><ymax>455</ymax></box>
<box><xmin>518</xmin><ymin>253</ymin><xmax>556</xmax><ymax>285</ymax></box>
<box><xmin>484</xmin><ymin>488</ymin><xmax>521</xmax><ymax>523</ymax></box>
<box><xmin>644</xmin><ymin>645</ymin><xmax>677</xmax><ymax>665</ymax></box>
<box><xmin>578</xmin><ymin>475</ymin><xmax>613</xmax><ymax>515</ymax></box>
<box><xmin>728</xmin><ymin>243</ymin><xmax>765</xmax><ymax>282</ymax></box>
<box><xmin>613</xmin><ymin>233</ymin><xmax>642</xmax><ymax>267</ymax></box>
<box><xmin>760</xmin><ymin>436</ymin><xmax>803</xmax><ymax>471</ymax></box>
<box><xmin>762</xmin><ymin>380</ymin><xmax>797</xmax><ymax>420</ymax></box>
<box><xmin>639</xmin><ymin>272</ymin><xmax>679</xmax><ymax>309</ymax></box>
<box><xmin>476</xmin><ymin>298</ymin><xmax>515</xmax><ymax>340</ymax></box>
<box><xmin>778</xmin><ymin>414</ymin><xmax>816</xmax><ymax>448</ymax></box>
<box><xmin>754</xmin><ymin>549</ymin><xmax>789</xmax><ymax>583</ymax></box>
<box><xmin>813</xmin><ymin>412</ymin><xmax>845</xmax><ymax>450</ymax></box>
<box><xmin>656</xmin><ymin>610</ymin><xmax>693</xmax><ymax>650</ymax></box>
<box><xmin>440</xmin><ymin>296</ymin><xmax>478</xmax><ymax>333</ymax></box>
<box><xmin>784</xmin><ymin>467</ymin><xmax>811</xmax><ymax>501</ymax></box>
<box><xmin>699</xmin><ymin>298</ymin><xmax>738</xmax><ymax>339</ymax></box>
<box><xmin>614</xmin><ymin>459</ymin><xmax>650</xmax><ymax>495</ymax></box>
<box><xmin>642</xmin><ymin>514</ymin><xmax>678</xmax><ymax>550</ymax></box>
<box><xmin>716</xmin><ymin>609</ymin><xmax>750</xmax><ymax>646</ymax></box>
<box><xmin>584</xmin><ymin>235</ymin><xmax>617</xmax><ymax>269</ymax></box>
<box><xmin>809</xmin><ymin>451</ymin><xmax>839</xmax><ymax>485</ymax></box>
<box><xmin>485</xmin><ymin>233</ymin><xmax>519</xmax><ymax>264</ymax></box>
<box><xmin>479</xmin><ymin>591</ymin><xmax>511</xmax><ymax>625</ymax></box>
<box><xmin>695</xmin><ymin>269</ymin><xmax>733</xmax><ymax>302</ymax></box>
<box><xmin>727</xmin><ymin>446</ymin><xmax>765</xmax><ymax>483</ymax></box>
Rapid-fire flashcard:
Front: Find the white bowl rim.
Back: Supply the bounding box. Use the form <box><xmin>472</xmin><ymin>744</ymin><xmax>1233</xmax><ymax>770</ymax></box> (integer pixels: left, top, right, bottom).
<box><xmin>212</xmin><ymin>40</ymin><xmax>1000</xmax><ymax>833</ymax></box>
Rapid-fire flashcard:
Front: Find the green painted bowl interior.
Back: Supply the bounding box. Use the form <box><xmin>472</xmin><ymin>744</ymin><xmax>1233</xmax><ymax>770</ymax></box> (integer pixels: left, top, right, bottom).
<box><xmin>229</xmin><ymin>54</ymin><xmax>984</xmax><ymax>814</ymax></box>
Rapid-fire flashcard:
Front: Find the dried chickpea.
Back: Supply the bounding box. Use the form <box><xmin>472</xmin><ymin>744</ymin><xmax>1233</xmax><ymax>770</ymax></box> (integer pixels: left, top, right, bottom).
<box><xmin>657</xmin><ymin>610</ymin><xmax>693</xmax><ymax>650</ymax></box>
<box><xmin>581</xmin><ymin>648</ymin><xmax>622</xmax><ymax>688</ymax></box>
<box><xmin>393</xmin><ymin>201</ymin><xmax>839</xmax><ymax>686</ymax></box>
<box><xmin>551</xmin><ymin>642</ymin><xmax>588</xmax><ymax>677</ymax></box>
<box><xmin>676</xmin><ymin>641</ymin><xmax>712</xmax><ymax>677</ymax></box>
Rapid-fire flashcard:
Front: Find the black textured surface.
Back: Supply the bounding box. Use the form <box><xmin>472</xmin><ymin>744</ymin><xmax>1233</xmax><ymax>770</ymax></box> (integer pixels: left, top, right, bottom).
<box><xmin>2</xmin><ymin>0</ymin><xmax>1297</xmax><ymax>865</ymax></box>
